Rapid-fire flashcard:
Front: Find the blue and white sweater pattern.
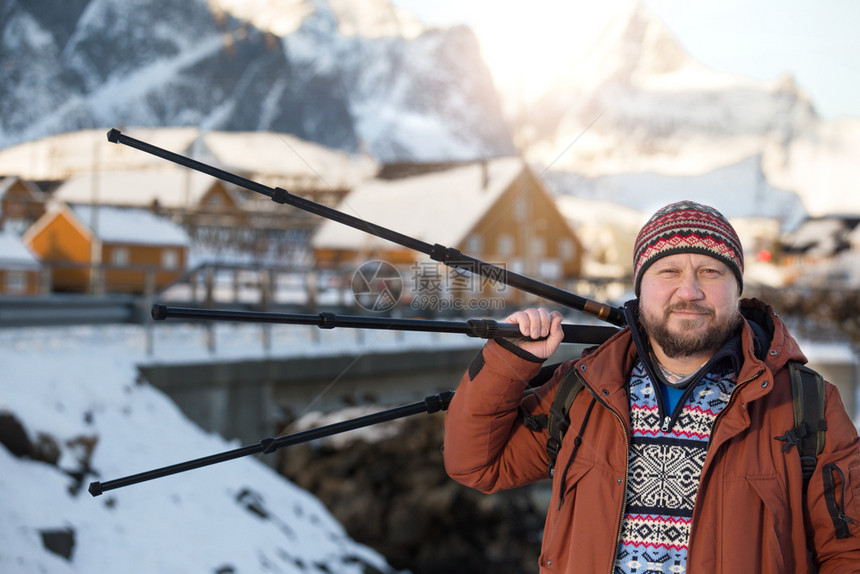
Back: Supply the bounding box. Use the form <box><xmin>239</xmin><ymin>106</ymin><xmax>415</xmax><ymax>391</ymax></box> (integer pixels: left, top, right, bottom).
<box><xmin>613</xmin><ymin>360</ymin><xmax>738</xmax><ymax>574</ymax></box>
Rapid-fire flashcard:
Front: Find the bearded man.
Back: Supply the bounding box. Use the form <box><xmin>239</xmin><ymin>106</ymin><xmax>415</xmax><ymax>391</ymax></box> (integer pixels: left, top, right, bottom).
<box><xmin>444</xmin><ymin>200</ymin><xmax>860</xmax><ymax>573</ymax></box>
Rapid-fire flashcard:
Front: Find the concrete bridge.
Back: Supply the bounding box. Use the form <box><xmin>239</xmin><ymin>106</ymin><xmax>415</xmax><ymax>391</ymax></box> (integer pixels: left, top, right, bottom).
<box><xmin>138</xmin><ymin>345</ymin><xmax>488</xmax><ymax>450</ymax></box>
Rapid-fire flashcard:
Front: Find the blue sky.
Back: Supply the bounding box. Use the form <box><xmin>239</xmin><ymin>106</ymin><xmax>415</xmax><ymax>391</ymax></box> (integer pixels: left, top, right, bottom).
<box><xmin>392</xmin><ymin>0</ymin><xmax>860</xmax><ymax>120</ymax></box>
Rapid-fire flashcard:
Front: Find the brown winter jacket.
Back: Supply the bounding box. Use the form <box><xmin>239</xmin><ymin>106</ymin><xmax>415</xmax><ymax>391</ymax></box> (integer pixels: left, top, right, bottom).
<box><xmin>444</xmin><ymin>299</ymin><xmax>860</xmax><ymax>573</ymax></box>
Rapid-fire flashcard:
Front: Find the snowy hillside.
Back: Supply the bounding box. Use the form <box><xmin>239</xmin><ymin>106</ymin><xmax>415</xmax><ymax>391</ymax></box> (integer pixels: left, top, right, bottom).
<box><xmin>0</xmin><ymin>322</ymin><xmax>482</xmax><ymax>573</ymax></box>
<box><xmin>544</xmin><ymin>154</ymin><xmax>808</xmax><ymax>228</ymax></box>
<box><xmin>0</xmin><ymin>0</ymin><xmax>513</xmax><ymax>162</ymax></box>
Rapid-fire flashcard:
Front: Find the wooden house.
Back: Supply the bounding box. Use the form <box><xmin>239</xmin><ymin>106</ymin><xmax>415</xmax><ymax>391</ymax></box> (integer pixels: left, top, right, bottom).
<box><xmin>0</xmin><ymin>177</ymin><xmax>46</xmax><ymax>224</ymax></box>
<box><xmin>0</xmin><ymin>226</ymin><xmax>42</xmax><ymax>295</ymax></box>
<box><xmin>311</xmin><ymin>158</ymin><xmax>584</xmax><ymax>307</ymax></box>
<box><xmin>23</xmin><ymin>204</ymin><xmax>190</xmax><ymax>294</ymax></box>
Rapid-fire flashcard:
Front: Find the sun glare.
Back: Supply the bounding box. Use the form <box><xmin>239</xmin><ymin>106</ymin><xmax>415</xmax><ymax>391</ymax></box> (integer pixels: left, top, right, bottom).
<box><xmin>474</xmin><ymin>1</ymin><xmax>623</xmax><ymax>105</ymax></box>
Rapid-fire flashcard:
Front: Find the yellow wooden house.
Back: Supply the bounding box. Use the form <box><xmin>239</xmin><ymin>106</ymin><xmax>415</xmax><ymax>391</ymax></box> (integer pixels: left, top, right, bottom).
<box><xmin>311</xmin><ymin>158</ymin><xmax>584</xmax><ymax>307</ymax></box>
<box><xmin>23</xmin><ymin>204</ymin><xmax>190</xmax><ymax>293</ymax></box>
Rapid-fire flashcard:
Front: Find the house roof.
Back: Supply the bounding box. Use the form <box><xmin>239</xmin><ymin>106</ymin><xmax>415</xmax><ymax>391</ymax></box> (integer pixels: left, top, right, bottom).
<box><xmin>197</xmin><ymin>131</ymin><xmax>378</xmax><ymax>189</ymax></box>
<box><xmin>311</xmin><ymin>157</ymin><xmax>524</xmax><ymax>252</ymax></box>
<box><xmin>51</xmin><ymin>168</ymin><xmax>220</xmax><ymax>209</ymax></box>
<box><xmin>0</xmin><ymin>227</ymin><xmax>40</xmax><ymax>267</ymax></box>
<box><xmin>70</xmin><ymin>205</ymin><xmax>190</xmax><ymax>247</ymax></box>
<box><xmin>0</xmin><ymin>176</ymin><xmax>43</xmax><ymax>201</ymax></box>
<box><xmin>24</xmin><ymin>203</ymin><xmax>190</xmax><ymax>248</ymax></box>
<box><xmin>0</xmin><ymin>128</ymin><xmax>200</xmax><ymax>180</ymax></box>
<box><xmin>0</xmin><ymin>128</ymin><xmax>378</xmax><ymax>189</ymax></box>
<box><xmin>782</xmin><ymin>216</ymin><xmax>860</xmax><ymax>256</ymax></box>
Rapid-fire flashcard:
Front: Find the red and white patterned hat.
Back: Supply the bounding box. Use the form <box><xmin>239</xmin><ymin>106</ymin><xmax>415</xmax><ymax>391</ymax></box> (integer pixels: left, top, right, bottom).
<box><xmin>633</xmin><ymin>201</ymin><xmax>744</xmax><ymax>296</ymax></box>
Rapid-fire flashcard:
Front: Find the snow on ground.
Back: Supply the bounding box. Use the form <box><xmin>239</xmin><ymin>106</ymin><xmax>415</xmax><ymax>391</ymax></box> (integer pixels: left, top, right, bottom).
<box><xmin>0</xmin><ymin>322</ymin><xmax>480</xmax><ymax>574</ymax></box>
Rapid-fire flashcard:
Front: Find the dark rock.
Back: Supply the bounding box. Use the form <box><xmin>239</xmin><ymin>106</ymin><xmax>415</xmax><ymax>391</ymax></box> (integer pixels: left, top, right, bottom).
<box><xmin>40</xmin><ymin>527</ymin><xmax>75</xmax><ymax>560</ymax></box>
<box><xmin>0</xmin><ymin>410</ymin><xmax>32</xmax><ymax>457</ymax></box>
<box><xmin>278</xmin><ymin>411</ymin><xmax>547</xmax><ymax>574</ymax></box>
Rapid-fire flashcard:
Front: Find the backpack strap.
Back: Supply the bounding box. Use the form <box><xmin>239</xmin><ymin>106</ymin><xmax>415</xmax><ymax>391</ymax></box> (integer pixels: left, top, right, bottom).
<box><xmin>545</xmin><ymin>366</ymin><xmax>586</xmax><ymax>478</ymax></box>
<box><xmin>518</xmin><ymin>364</ymin><xmax>586</xmax><ymax>478</ymax></box>
<box><xmin>775</xmin><ymin>362</ymin><xmax>827</xmax><ymax>489</ymax></box>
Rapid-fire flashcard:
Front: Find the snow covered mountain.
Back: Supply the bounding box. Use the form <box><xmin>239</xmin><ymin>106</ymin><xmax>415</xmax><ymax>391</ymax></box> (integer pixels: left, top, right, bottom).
<box><xmin>0</xmin><ymin>0</ymin><xmax>514</xmax><ymax>162</ymax></box>
<box><xmin>525</xmin><ymin>1</ymin><xmax>860</xmax><ymax>219</ymax></box>
<box><xmin>526</xmin><ymin>0</ymin><xmax>818</xmax><ymax>175</ymax></box>
<box><xmin>3</xmin><ymin>0</ymin><xmax>859</xmax><ymax>218</ymax></box>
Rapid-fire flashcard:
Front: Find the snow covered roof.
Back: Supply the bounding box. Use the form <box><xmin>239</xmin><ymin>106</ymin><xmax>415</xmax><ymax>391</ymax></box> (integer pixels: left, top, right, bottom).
<box><xmin>311</xmin><ymin>157</ymin><xmax>524</xmax><ymax>251</ymax></box>
<box><xmin>69</xmin><ymin>205</ymin><xmax>191</xmax><ymax>247</ymax></box>
<box><xmin>0</xmin><ymin>227</ymin><xmax>40</xmax><ymax>267</ymax></box>
<box><xmin>0</xmin><ymin>128</ymin><xmax>378</xmax><ymax>191</ymax></box>
<box><xmin>198</xmin><ymin>131</ymin><xmax>378</xmax><ymax>188</ymax></box>
<box><xmin>25</xmin><ymin>203</ymin><xmax>190</xmax><ymax>248</ymax></box>
<box><xmin>0</xmin><ymin>128</ymin><xmax>200</xmax><ymax>180</ymax></box>
<box><xmin>555</xmin><ymin>195</ymin><xmax>646</xmax><ymax>229</ymax></box>
<box><xmin>782</xmin><ymin>216</ymin><xmax>860</xmax><ymax>256</ymax></box>
<box><xmin>51</xmin><ymin>168</ymin><xmax>220</xmax><ymax>209</ymax></box>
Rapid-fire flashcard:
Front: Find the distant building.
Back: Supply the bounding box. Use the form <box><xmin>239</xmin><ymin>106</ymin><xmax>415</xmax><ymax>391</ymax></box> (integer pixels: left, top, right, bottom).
<box><xmin>555</xmin><ymin>195</ymin><xmax>644</xmax><ymax>280</ymax></box>
<box><xmin>1</xmin><ymin>128</ymin><xmax>381</xmax><ymax>264</ymax></box>
<box><xmin>0</xmin><ymin>226</ymin><xmax>42</xmax><ymax>295</ymax></box>
<box><xmin>312</xmin><ymin>158</ymin><xmax>584</xmax><ymax>306</ymax></box>
<box><xmin>23</xmin><ymin>204</ymin><xmax>190</xmax><ymax>294</ymax></box>
<box><xmin>780</xmin><ymin>215</ymin><xmax>860</xmax><ymax>287</ymax></box>
<box><xmin>0</xmin><ymin>177</ymin><xmax>46</xmax><ymax>225</ymax></box>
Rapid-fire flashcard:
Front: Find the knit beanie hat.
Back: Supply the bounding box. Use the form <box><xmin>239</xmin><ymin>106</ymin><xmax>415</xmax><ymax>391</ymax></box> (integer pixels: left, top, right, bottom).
<box><xmin>633</xmin><ymin>200</ymin><xmax>744</xmax><ymax>296</ymax></box>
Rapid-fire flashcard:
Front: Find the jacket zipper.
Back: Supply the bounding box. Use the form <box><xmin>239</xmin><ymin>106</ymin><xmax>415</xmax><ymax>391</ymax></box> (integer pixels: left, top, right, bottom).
<box><xmin>686</xmin><ymin>367</ymin><xmax>764</xmax><ymax>567</ymax></box>
<box><xmin>707</xmin><ymin>368</ymin><xmax>764</xmax><ymax>447</ymax></box>
<box><xmin>575</xmin><ymin>369</ymin><xmax>631</xmax><ymax>574</ymax></box>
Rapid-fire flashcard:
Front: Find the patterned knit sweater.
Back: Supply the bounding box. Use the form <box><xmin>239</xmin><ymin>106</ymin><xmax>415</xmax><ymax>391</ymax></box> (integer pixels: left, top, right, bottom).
<box><xmin>613</xmin><ymin>359</ymin><xmax>738</xmax><ymax>574</ymax></box>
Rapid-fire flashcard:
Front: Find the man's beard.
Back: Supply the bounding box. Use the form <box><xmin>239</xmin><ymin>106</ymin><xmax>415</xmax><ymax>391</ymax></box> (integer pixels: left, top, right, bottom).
<box><xmin>640</xmin><ymin>302</ymin><xmax>742</xmax><ymax>359</ymax></box>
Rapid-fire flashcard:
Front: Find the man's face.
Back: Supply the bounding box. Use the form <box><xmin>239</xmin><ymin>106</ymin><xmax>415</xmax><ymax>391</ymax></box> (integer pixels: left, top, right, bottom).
<box><xmin>639</xmin><ymin>253</ymin><xmax>741</xmax><ymax>360</ymax></box>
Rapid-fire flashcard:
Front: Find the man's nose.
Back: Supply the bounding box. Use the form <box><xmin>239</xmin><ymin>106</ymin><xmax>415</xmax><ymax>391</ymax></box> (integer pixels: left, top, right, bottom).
<box><xmin>676</xmin><ymin>273</ymin><xmax>704</xmax><ymax>299</ymax></box>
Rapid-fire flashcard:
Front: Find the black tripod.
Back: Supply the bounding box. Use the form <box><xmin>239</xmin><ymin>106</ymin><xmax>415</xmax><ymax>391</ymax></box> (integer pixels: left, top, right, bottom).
<box><xmin>89</xmin><ymin>129</ymin><xmax>627</xmax><ymax>496</ymax></box>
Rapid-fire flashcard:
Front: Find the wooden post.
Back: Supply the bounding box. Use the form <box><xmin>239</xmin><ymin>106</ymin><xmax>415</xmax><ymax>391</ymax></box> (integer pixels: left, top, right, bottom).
<box><xmin>144</xmin><ymin>270</ymin><xmax>155</xmax><ymax>356</ymax></box>
<box><xmin>260</xmin><ymin>268</ymin><xmax>271</xmax><ymax>353</ymax></box>
<box><xmin>206</xmin><ymin>266</ymin><xmax>215</xmax><ymax>353</ymax></box>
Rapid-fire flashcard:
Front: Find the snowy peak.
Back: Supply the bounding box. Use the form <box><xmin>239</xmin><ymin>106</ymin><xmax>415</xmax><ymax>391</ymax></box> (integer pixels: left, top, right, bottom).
<box><xmin>209</xmin><ymin>0</ymin><xmax>423</xmax><ymax>39</ymax></box>
<box><xmin>525</xmin><ymin>0</ymin><xmax>819</xmax><ymax>177</ymax></box>
<box><xmin>326</xmin><ymin>0</ymin><xmax>425</xmax><ymax>38</ymax></box>
<box><xmin>591</xmin><ymin>0</ymin><xmax>692</xmax><ymax>86</ymax></box>
<box><xmin>0</xmin><ymin>0</ymin><xmax>513</xmax><ymax>162</ymax></box>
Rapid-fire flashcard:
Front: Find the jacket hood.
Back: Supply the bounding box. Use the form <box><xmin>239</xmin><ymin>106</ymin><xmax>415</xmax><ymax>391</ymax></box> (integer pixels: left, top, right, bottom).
<box><xmin>739</xmin><ymin>297</ymin><xmax>808</xmax><ymax>372</ymax></box>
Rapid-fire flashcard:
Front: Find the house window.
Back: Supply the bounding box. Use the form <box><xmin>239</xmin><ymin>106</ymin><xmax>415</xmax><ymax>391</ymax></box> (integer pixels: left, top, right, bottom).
<box><xmin>205</xmin><ymin>193</ymin><xmax>224</xmax><ymax>208</ymax></box>
<box><xmin>465</xmin><ymin>234</ymin><xmax>482</xmax><ymax>256</ymax></box>
<box><xmin>531</xmin><ymin>237</ymin><xmax>546</xmax><ymax>258</ymax></box>
<box><xmin>162</xmin><ymin>249</ymin><xmax>179</xmax><ymax>269</ymax></box>
<box><xmin>112</xmin><ymin>247</ymin><xmax>129</xmax><ymax>267</ymax></box>
<box><xmin>497</xmin><ymin>234</ymin><xmax>515</xmax><ymax>257</ymax></box>
<box><xmin>513</xmin><ymin>196</ymin><xmax>528</xmax><ymax>222</ymax></box>
<box><xmin>539</xmin><ymin>260</ymin><xmax>561</xmax><ymax>280</ymax></box>
<box><xmin>559</xmin><ymin>238</ymin><xmax>576</xmax><ymax>261</ymax></box>
<box><xmin>5</xmin><ymin>270</ymin><xmax>26</xmax><ymax>294</ymax></box>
